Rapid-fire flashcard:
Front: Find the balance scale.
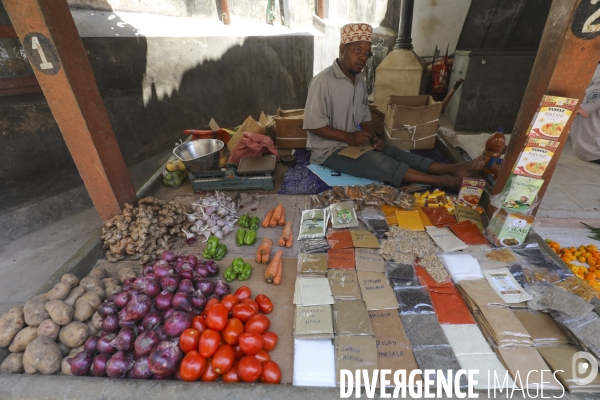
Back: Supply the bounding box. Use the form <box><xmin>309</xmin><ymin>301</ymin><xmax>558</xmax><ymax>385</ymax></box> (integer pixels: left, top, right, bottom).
<box><xmin>189</xmin><ymin>155</ymin><xmax>275</xmax><ymax>192</ymax></box>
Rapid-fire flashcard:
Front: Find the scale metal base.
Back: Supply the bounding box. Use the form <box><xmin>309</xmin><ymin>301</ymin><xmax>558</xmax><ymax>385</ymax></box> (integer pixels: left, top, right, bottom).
<box><xmin>189</xmin><ymin>155</ymin><xmax>275</xmax><ymax>192</ymax></box>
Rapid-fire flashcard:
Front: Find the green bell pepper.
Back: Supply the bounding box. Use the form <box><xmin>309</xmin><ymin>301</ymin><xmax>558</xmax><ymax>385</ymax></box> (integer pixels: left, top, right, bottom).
<box><xmin>249</xmin><ymin>216</ymin><xmax>260</xmax><ymax>231</ymax></box>
<box><xmin>213</xmin><ymin>244</ymin><xmax>227</xmax><ymax>261</ymax></box>
<box><xmin>236</xmin><ymin>229</ymin><xmax>247</xmax><ymax>246</ymax></box>
<box><xmin>238</xmin><ymin>262</ymin><xmax>253</xmax><ymax>281</ymax></box>
<box><xmin>232</xmin><ymin>257</ymin><xmax>245</xmax><ymax>274</ymax></box>
<box><xmin>243</xmin><ymin>229</ymin><xmax>257</xmax><ymax>246</ymax></box>
<box><xmin>224</xmin><ymin>266</ymin><xmax>238</xmax><ymax>282</ymax></box>
<box><xmin>239</xmin><ymin>214</ymin><xmax>251</xmax><ymax>229</ymax></box>
<box><xmin>204</xmin><ymin>236</ymin><xmax>220</xmax><ymax>258</ymax></box>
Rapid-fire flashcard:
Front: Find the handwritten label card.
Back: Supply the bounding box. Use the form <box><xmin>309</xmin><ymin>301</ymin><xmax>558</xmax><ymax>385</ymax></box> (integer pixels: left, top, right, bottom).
<box><xmin>375</xmin><ymin>336</ymin><xmax>420</xmax><ymax>375</ymax></box>
<box><xmin>328</xmin><ymin>270</ymin><xmax>361</xmax><ymax>300</ymax></box>
<box><xmin>355</xmin><ymin>248</ymin><xmax>385</xmax><ymax>273</ymax></box>
<box><xmin>357</xmin><ymin>271</ymin><xmax>398</xmax><ymax>310</ymax></box>
<box><xmin>455</xmin><ymin>205</ymin><xmax>484</xmax><ymax>231</ymax></box>
<box><xmin>335</xmin><ymin>336</ymin><xmax>378</xmax><ymax>384</ymax></box>
<box><xmin>425</xmin><ymin>226</ymin><xmax>468</xmax><ymax>253</ymax></box>
<box><xmin>350</xmin><ymin>230</ymin><xmax>380</xmax><ymax>248</ymax></box>
<box><xmin>368</xmin><ymin>310</ymin><xmax>406</xmax><ymax>338</ymax></box>
<box><xmin>294</xmin><ymin>305</ymin><xmax>334</xmax><ymax>338</ymax></box>
<box><xmin>333</xmin><ymin>300</ymin><xmax>374</xmax><ymax>336</ymax></box>
<box><xmin>296</xmin><ymin>277</ymin><xmax>334</xmax><ymax>306</ymax></box>
<box><xmin>328</xmin><ymin>248</ymin><xmax>355</xmax><ymax>269</ymax></box>
<box><xmin>338</xmin><ymin>144</ymin><xmax>374</xmax><ymax>159</ymax></box>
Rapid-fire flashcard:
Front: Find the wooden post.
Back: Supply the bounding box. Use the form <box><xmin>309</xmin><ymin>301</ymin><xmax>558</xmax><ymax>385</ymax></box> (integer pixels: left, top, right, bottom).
<box><xmin>2</xmin><ymin>0</ymin><xmax>137</xmax><ymax>222</ymax></box>
<box><xmin>490</xmin><ymin>0</ymin><xmax>600</xmax><ymax>217</ymax></box>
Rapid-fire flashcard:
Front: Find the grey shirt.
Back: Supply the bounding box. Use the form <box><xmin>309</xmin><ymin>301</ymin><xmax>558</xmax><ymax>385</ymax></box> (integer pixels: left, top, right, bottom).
<box><xmin>303</xmin><ymin>60</ymin><xmax>371</xmax><ymax>164</ymax></box>
<box><xmin>571</xmin><ymin>63</ymin><xmax>600</xmax><ymax>161</ymax></box>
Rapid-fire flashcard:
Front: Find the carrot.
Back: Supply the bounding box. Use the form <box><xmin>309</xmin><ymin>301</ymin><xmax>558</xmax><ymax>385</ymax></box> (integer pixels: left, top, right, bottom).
<box><xmin>261</xmin><ymin>253</ymin><xmax>270</xmax><ymax>264</ymax></box>
<box><xmin>270</xmin><ymin>204</ymin><xmax>284</xmax><ymax>227</ymax></box>
<box><xmin>273</xmin><ymin>260</ymin><xmax>283</xmax><ymax>286</ymax></box>
<box><xmin>262</xmin><ymin>209</ymin><xmax>274</xmax><ymax>228</ymax></box>
<box><xmin>279</xmin><ymin>221</ymin><xmax>293</xmax><ymax>247</ymax></box>
<box><xmin>277</xmin><ymin>209</ymin><xmax>286</xmax><ymax>226</ymax></box>
<box><xmin>256</xmin><ymin>238</ymin><xmax>272</xmax><ymax>264</ymax></box>
<box><xmin>265</xmin><ymin>250</ymin><xmax>283</xmax><ymax>284</ymax></box>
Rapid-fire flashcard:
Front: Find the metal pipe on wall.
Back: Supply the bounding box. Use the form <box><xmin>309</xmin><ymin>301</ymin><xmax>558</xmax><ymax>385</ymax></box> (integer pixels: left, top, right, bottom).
<box><xmin>220</xmin><ymin>0</ymin><xmax>231</xmax><ymax>25</ymax></box>
<box><xmin>395</xmin><ymin>0</ymin><xmax>414</xmax><ymax>50</ymax></box>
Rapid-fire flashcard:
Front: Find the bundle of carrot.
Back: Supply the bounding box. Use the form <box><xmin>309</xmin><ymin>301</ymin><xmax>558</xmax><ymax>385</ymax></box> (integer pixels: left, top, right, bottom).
<box><xmin>262</xmin><ymin>204</ymin><xmax>286</xmax><ymax>228</ymax></box>
<box><xmin>255</xmin><ymin>237</ymin><xmax>273</xmax><ymax>264</ymax></box>
<box><xmin>265</xmin><ymin>249</ymin><xmax>283</xmax><ymax>285</ymax></box>
<box><xmin>279</xmin><ymin>221</ymin><xmax>293</xmax><ymax>248</ymax></box>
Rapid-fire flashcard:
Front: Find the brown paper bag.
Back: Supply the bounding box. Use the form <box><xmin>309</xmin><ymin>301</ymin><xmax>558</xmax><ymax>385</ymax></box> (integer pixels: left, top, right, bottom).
<box><xmin>227</xmin><ymin>115</ymin><xmax>266</xmax><ymax>152</ymax></box>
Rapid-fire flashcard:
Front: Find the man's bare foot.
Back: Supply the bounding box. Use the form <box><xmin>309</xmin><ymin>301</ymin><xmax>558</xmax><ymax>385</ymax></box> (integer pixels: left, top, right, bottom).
<box><xmin>437</xmin><ymin>175</ymin><xmax>463</xmax><ymax>191</ymax></box>
<box><xmin>451</xmin><ymin>155</ymin><xmax>485</xmax><ymax>178</ymax></box>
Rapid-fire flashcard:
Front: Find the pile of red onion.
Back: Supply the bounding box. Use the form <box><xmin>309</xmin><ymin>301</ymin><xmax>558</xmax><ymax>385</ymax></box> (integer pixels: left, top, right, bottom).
<box><xmin>68</xmin><ymin>250</ymin><xmax>229</xmax><ymax>379</ymax></box>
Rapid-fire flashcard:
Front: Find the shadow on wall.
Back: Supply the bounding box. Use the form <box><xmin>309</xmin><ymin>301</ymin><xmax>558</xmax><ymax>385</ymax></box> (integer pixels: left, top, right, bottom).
<box><xmin>381</xmin><ymin>0</ymin><xmax>400</xmax><ymax>32</ymax></box>
<box><xmin>0</xmin><ymin>18</ymin><xmax>314</xmax><ymax>221</ymax></box>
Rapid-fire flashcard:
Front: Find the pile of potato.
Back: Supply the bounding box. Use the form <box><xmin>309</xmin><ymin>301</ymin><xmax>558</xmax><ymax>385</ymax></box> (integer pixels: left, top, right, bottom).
<box><xmin>0</xmin><ymin>266</ymin><xmax>134</xmax><ymax>375</ymax></box>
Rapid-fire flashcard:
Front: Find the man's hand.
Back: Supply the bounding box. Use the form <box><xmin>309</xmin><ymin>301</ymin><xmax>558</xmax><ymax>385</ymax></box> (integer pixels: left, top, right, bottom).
<box><xmin>347</xmin><ymin>131</ymin><xmax>372</xmax><ymax>146</ymax></box>
<box><xmin>436</xmin><ymin>175</ymin><xmax>463</xmax><ymax>191</ymax></box>
<box><xmin>370</xmin><ymin>137</ymin><xmax>384</xmax><ymax>151</ymax></box>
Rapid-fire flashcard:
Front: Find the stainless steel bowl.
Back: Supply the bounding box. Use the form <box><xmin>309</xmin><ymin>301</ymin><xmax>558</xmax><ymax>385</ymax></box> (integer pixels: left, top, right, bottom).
<box><xmin>173</xmin><ymin>139</ymin><xmax>224</xmax><ymax>173</ymax></box>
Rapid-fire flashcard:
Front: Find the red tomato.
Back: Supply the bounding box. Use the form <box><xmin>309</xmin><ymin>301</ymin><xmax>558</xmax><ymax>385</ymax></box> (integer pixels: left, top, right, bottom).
<box><xmin>199</xmin><ymin>329</ymin><xmax>221</xmax><ymax>358</ymax></box>
<box><xmin>212</xmin><ymin>344</ymin><xmax>235</xmax><ymax>375</ymax></box>
<box><xmin>260</xmin><ymin>360</ymin><xmax>281</xmax><ymax>384</ymax></box>
<box><xmin>235</xmin><ymin>286</ymin><xmax>252</xmax><ymax>301</ymax></box>
<box><xmin>191</xmin><ymin>316</ymin><xmax>207</xmax><ymax>333</ymax></box>
<box><xmin>221</xmin><ymin>318</ymin><xmax>244</xmax><ymax>345</ymax></box>
<box><xmin>255</xmin><ymin>294</ymin><xmax>273</xmax><ymax>314</ymax></box>
<box><xmin>204</xmin><ymin>297</ymin><xmax>220</xmax><ymax>313</ymax></box>
<box><xmin>200</xmin><ymin>358</ymin><xmax>219</xmax><ymax>382</ymax></box>
<box><xmin>206</xmin><ymin>303</ymin><xmax>228</xmax><ymax>331</ymax></box>
<box><xmin>234</xmin><ymin>344</ymin><xmax>244</xmax><ymax>359</ymax></box>
<box><xmin>238</xmin><ymin>331</ymin><xmax>264</xmax><ymax>356</ymax></box>
<box><xmin>244</xmin><ymin>314</ymin><xmax>271</xmax><ymax>334</ymax></box>
<box><xmin>179</xmin><ymin>350</ymin><xmax>207</xmax><ymax>382</ymax></box>
<box><xmin>242</xmin><ymin>298</ymin><xmax>259</xmax><ymax>312</ymax></box>
<box><xmin>261</xmin><ymin>331</ymin><xmax>278</xmax><ymax>352</ymax></box>
<box><xmin>221</xmin><ymin>294</ymin><xmax>240</xmax><ymax>312</ymax></box>
<box><xmin>237</xmin><ymin>355</ymin><xmax>262</xmax><ymax>382</ymax></box>
<box><xmin>179</xmin><ymin>328</ymin><xmax>201</xmax><ymax>353</ymax></box>
<box><xmin>232</xmin><ymin>304</ymin><xmax>257</xmax><ymax>322</ymax></box>
<box><xmin>222</xmin><ymin>360</ymin><xmax>240</xmax><ymax>382</ymax></box>
<box><xmin>255</xmin><ymin>349</ymin><xmax>270</xmax><ymax>363</ymax></box>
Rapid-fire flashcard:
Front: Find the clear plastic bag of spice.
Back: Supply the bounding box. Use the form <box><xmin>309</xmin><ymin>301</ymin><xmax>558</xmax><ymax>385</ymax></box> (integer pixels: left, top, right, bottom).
<box><xmin>299</xmin><ymin>238</ymin><xmax>330</xmax><ymax>254</ymax></box>
<box><xmin>395</xmin><ymin>286</ymin><xmax>435</xmax><ymax>314</ymax></box>
<box><xmin>358</xmin><ymin>207</ymin><xmax>390</xmax><ymax>239</ymax></box>
<box><xmin>298</xmin><ymin>209</ymin><xmax>328</xmax><ymax>240</ymax></box>
<box><xmin>385</xmin><ymin>261</ymin><xmax>420</xmax><ymax>288</ymax></box>
<box><xmin>553</xmin><ymin>311</ymin><xmax>600</xmax><ymax>358</ymax></box>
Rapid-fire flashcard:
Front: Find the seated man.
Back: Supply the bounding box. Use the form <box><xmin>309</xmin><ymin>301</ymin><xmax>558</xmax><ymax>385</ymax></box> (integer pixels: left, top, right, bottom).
<box><xmin>571</xmin><ymin>62</ymin><xmax>600</xmax><ymax>165</ymax></box>
<box><xmin>303</xmin><ymin>23</ymin><xmax>483</xmax><ymax>190</ymax></box>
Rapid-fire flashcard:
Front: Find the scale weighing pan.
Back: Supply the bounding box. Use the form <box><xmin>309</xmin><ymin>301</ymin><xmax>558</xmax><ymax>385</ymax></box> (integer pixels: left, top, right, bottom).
<box><xmin>237</xmin><ymin>155</ymin><xmax>276</xmax><ymax>174</ymax></box>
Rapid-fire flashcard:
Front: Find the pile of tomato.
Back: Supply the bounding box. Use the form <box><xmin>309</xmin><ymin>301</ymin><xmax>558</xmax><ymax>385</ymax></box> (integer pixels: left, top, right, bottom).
<box><xmin>177</xmin><ymin>286</ymin><xmax>281</xmax><ymax>383</ymax></box>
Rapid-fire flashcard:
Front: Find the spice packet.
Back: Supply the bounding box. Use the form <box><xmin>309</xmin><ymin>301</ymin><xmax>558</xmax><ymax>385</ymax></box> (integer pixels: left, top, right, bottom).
<box><xmin>528</xmin><ymin>95</ymin><xmax>578</xmax><ymax>139</ymax></box>
<box><xmin>501</xmin><ymin>175</ymin><xmax>544</xmax><ymax>213</ymax></box>
<box><xmin>486</xmin><ymin>209</ymin><xmax>534</xmax><ymax>247</ymax></box>
<box><xmin>457</xmin><ymin>178</ymin><xmax>486</xmax><ymax>207</ymax></box>
<box><xmin>449</xmin><ymin>221</ymin><xmax>490</xmax><ymax>245</ymax></box>
<box><xmin>454</xmin><ymin>205</ymin><xmax>484</xmax><ymax>231</ymax></box>
<box><xmin>329</xmin><ymin>201</ymin><xmax>359</xmax><ymax>229</ymax></box>
<box><xmin>420</xmin><ymin>207</ymin><xmax>457</xmax><ymax>227</ymax></box>
<box><xmin>300</xmin><ymin>238</ymin><xmax>330</xmax><ymax>254</ymax></box>
<box><xmin>328</xmin><ymin>269</ymin><xmax>361</xmax><ymax>300</ymax></box>
<box><xmin>298</xmin><ymin>209</ymin><xmax>328</xmax><ymax>240</ymax></box>
<box><xmin>482</xmin><ymin>268</ymin><xmax>532</xmax><ymax>303</ymax></box>
<box><xmin>513</xmin><ymin>138</ymin><xmax>559</xmax><ymax>178</ymax></box>
<box><xmin>294</xmin><ymin>305</ymin><xmax>334</xmax><ymax>338</ymax></box>
<box><xmin>332</xmin><ymin>300</ymin><xmax>374</xmax><ymax>336</ymax></box>
<box><xmin>358</xmin><ymin>207</ymin><xmax>390</xmax><ymax>238</ymax></box>
<box><xmin>297</xmin><ymin>253</ymin><xmax>328</xmax><ymax>277</ymax></box>
<box><xmin>425</xmin><ymin>226</ymin><xmax>468</xmax><ymax>253</ymax></box>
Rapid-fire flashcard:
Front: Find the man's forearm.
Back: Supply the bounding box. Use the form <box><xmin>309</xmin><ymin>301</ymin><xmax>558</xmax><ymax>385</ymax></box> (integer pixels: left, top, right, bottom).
<box><xmin>310</xmin><ymin>125</ymin><xmax>352</xmax><ymax>143</ymax></box>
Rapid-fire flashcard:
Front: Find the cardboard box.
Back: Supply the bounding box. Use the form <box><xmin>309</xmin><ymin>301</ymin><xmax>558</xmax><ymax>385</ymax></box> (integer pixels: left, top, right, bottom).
<box><xmin>274</xmin><ymin>108</ymin><xmax>307</xmax><ymax>148</ymax></box>
<box><xmin>368</xmin><ymin>105</ymin><xmax>385</xmax><ymax>139</ymax></box>
<box><xmin>383</xmin><ymin>95</ymin><xmax>441</xmax><ymax>150</ymax></box>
